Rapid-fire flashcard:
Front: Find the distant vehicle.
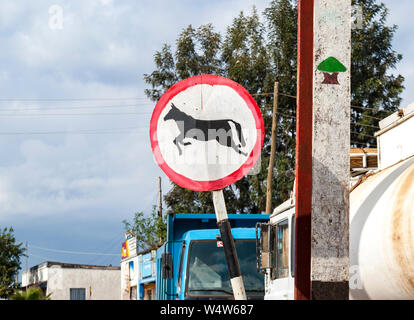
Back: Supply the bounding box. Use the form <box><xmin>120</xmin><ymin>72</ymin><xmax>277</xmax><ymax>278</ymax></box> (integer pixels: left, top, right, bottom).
<box><xmin>156</xmin><ymin>213</ymin><xmax>269</xmax><ymax>300</ymax></box>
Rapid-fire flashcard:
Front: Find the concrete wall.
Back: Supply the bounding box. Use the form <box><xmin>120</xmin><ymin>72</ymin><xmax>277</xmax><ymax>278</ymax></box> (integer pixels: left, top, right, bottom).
<box><xmin>23</xmin><ymin>263</ymin><xmax>120</xmax><ymax>300</ymax></box>
<box><xmin>22</xmin><ymin>264</ymin><xmax>48</xmax><ymax>287</ymax></box>
<box><xmin>311</xmin><ymin>0</ymin><xmax>351</xmax><ymax>299</ymax></box>
<box><xmin>46</xmin><ymin>266</ymin><xmax>120</xmax><ymax>300</ymax></box>
<box><xmin>120</xmin><ymin>256</ymin><xmax>138</xmax><ymax>300</ymax></box>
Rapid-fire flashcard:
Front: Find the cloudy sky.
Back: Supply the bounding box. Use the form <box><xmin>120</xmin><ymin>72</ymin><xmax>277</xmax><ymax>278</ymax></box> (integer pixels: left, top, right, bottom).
<box><xmin>0</xmin><ymin>0</ymin><xmax>412</xmax><ymax>270</ymax></box>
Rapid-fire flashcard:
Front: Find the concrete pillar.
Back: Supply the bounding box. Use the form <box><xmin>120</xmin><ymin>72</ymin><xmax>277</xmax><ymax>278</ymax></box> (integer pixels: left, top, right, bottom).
<box><xmin>311</xmin><ymin>0</ymin><xmax>351</xmax><ymax>299</ymax></box>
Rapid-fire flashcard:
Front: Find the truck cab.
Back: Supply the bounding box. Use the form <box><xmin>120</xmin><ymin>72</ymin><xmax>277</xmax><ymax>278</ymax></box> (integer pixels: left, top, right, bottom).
<box><xmin>156</xmin><ymin>213</ymin><xmax>269</xmax><ymax>300</ymax></box>
<box><xmin>257</xmin><ymin>199</ymin><xmax>295</xmax><ymax>300</ymax></box>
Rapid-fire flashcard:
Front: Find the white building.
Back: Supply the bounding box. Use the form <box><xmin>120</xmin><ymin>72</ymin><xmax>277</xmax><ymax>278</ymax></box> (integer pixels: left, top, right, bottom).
<box><xmin>21</xmin><ymin>261</ymin><xmax>121</xmax><ymax>300</ymax></box>
<box><xmin>120</xmin><ymin>233</ymin><xmax>157</xmax><ymax>300</ymax></box>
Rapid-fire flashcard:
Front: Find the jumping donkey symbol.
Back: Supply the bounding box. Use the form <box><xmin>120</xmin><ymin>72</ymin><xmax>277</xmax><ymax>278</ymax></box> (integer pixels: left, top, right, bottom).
<box><xmin>163</xmin><ymin>103</ymin><xmax>248</xmax><ymax>156</ymax></box>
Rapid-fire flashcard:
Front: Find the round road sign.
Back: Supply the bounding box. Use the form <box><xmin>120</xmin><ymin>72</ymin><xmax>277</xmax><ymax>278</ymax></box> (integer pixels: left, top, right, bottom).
<box><xmin>150</xmin><ymin>74</ymin><xmax>264</xmax><ymax>191</ymax></box>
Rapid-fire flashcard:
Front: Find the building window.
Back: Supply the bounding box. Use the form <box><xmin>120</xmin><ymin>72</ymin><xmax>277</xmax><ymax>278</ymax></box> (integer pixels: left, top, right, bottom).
<box><xmin>130</xmin><ymin>286</ymin><xmax>137</xmax><ymax>300</ymax></box>
<box><xmin>70</xmin><ymin>288</ymin><xmax>86</xmax><ymax>300</ymax></box>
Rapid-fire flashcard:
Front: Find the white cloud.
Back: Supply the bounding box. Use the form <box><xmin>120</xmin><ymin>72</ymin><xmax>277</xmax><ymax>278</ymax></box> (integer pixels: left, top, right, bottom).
<box><xmin>1</xmin><ymin>0</ymin><xmax>412</xmax><ymax>266</ymax></box>
<box><xmin>0</xmin><ymin>132</ymin><xmax>163</xmax><ymax>220</ymax></box>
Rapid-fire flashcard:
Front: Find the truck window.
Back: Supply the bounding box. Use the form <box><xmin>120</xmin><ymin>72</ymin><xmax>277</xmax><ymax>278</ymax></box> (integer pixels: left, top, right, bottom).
<box><xmin>177</xmin><ymin>242</ymin><xmax>186</xmax><ymax>291</ymax></box>
<box><xmin>275</xmin><ymin>219</ymin><xmax>289</xmax><ymax>279</ymax></box>
<box><xmin>186</xmin><ymin>240</ymin><xmax>264</xmax><ymax>298</ymax></box>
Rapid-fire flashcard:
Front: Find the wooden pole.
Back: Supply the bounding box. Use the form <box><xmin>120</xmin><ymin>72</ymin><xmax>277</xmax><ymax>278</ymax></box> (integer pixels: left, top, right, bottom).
<box><xmin>265</xmin><ymin>82</ymin><xmax>279</xmax><ymax>215</ymax></box>
<box><xmin>295</xmin><ymin>0</ymin><xmax>314</xmax><ymax>300</ymax></box>
<box><xmin>158</xmin><ymin>176</ymin><xmax>162</xmax><ymax>219</ymax></box>
<box><xmin>212</xmin><ymin>190</ymin><xmax>247</xmax><ymax>300</ymax></box>
<box><xmin>26</xmin><ymin>241</ymin><xmax>28</xmax><ymax>273</ymax></box>
<box><xmin>158</xmin><ymin>176</ymin><xmax>163</xmax><ymax>244</ymax></box>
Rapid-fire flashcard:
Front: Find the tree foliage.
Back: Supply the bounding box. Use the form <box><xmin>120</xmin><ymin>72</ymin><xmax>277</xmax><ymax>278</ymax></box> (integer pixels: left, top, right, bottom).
<box><xmin>0</xmin><ymin>227</ymin><xmax>26</xmax><ymax>299</ymax></box>
<box><xmin>351</xmin><ymin>0</ymin><xmax>404</xmax><ymax>147</ymax></box>
<box><xmin>122</xmin><ymin>206</ymin><xmax>167</xmax><ymax>251</ymax></box>
<box><xmin>144</xmin><ymin>0</ymin><xmax>404</xmax><ymax>214</ymax></box>
<box><xmin>11</xmin><ymin>287</ymin><xmax>51</xmax><ymax>300</ymax></box>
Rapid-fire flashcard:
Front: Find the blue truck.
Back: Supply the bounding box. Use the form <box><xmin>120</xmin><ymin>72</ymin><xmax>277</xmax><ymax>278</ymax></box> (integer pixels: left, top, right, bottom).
<box><xmin>155</xmin><ymin>213</ymin><xmax>269</xmax><ymax>300</ymax></box>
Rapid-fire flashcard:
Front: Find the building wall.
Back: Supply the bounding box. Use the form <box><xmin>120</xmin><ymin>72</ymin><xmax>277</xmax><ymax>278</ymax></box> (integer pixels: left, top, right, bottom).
<box><xmin>377</xmin><ymin>103</ymin><xmax>414</xmax><ymax>170</ymax></box>
<box><xmin>121</xmin><ymin>256</ymin><xmax>138</xmax><ymax>300</ymax></box>
<box><xmin>45</xmin><ymin>266</ymin><xmax>120</xmax><ymax>300</ymax></box>
<box><xmin>22</xmin><ymin>265</ymin><xmax>48</xmax><ymax>287</ymax></box>
<box><xmin>120</xmin><ymin>250</ymin><xmax>156</xmax><ymax>300</ymax></box>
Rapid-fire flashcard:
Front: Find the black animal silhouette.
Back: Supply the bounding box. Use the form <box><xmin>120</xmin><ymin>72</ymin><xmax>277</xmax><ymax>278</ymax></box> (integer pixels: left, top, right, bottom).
<box><xmin>163</xmin><ymin>103</ymin><xmax>247</xmax><ymax>156</ymax></box>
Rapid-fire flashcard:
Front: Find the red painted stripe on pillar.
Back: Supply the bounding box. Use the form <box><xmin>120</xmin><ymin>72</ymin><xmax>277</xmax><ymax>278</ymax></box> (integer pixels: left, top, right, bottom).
<box><xmin>295</xmin><ymin>0</ymin><xmax>314</xmax><ymax>300</ymax></box>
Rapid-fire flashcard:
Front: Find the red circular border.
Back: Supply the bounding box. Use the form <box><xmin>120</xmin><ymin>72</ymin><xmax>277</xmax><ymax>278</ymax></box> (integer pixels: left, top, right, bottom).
<box><xmin>149</xmin><ymin>74</ymin><xmax>264</xmax><ymax>191</ymax></box>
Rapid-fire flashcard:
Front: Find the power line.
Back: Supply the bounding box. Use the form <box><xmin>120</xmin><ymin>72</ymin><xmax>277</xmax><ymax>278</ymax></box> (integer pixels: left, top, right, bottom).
<box><xmin>279</xmin><ymin>93</ymin><xmax>298</xmax><ymax>99</ymax></box>
<box><xmin>0</xmin><ymin>131</ymin><xmax>147</xmax><ymax>135</ymax></box>
<box><xmin>0</xmin><ymin>103</ymin><xmax>154</xmax><ymax>112</ymax></box>
<box><xmin>351</xmin><ymin>131</ymin><xmax>376</xmax><ymax>138</ymax></box>
<box><xmin>0</xmin><ymin>112</ymin><xmax>152</xmax><ymax>117</ymax></box>
<box><xmin>28</xmin><ymin>253</ymin><xmax>54</xmax><ymax>261</ymax></box>
<box><xmin>0</xmin><ymin>97</ymin><xmax>150</xmax><ymax>102</ymax></box>
<box><xmin>252</xmin><ymin>91</ymin><xmax>394</xmax><ymax>116</ymax></box>
<box><xmin>351</xmin><ymin>140</ymin><xmax>377</xmax><ymax>147</ymax></box>
<box><xmin>0</xmin><ymin>126</ymin><xmax>149</xmax><ymax>135</ymax></box>
<box><xmin>272</xmin><ymin>111</ymin><xmax>380</xmax><ymax>129</ymax></box>
<box><xmin>351</xmin><ymin>113</ymin><xmax>383</xmax><ymax>121</ymax></box>
<box><xmin>353</xmin><ymin>122</ymin><xmax>380</xmax><ymax>129</ymax></box>
<box><xmin>30</xmin><ymin>244</ymin><xmax>119</xmax><ymax>256</ymax></box>
<box><xmin>351</xmin><ymin>105</ymin><xmax>393</xmax><ymax>114</ymax></box>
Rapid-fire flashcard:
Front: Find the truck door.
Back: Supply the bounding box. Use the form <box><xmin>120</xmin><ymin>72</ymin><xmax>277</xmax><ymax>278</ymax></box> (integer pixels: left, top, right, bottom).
<box><xmin>271</xmin><ymin>219</ymin><xmax>290</xmax><ymax>299</ymax></box>
<box><xmin>176</xmin><ymin>241</ymin><xmax>186</xmax><ymax>299</ymax></box>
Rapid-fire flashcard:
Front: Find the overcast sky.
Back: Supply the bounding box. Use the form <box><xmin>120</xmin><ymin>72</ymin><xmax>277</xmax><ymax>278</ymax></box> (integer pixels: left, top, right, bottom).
<box><xmin>0</xmin><ymin>0</ymin><xmax>412</xmax><ymax>270</ymax></box>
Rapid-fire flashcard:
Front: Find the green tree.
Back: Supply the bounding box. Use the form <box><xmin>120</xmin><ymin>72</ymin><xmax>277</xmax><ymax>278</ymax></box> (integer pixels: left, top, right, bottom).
<box><xmin>0</xmin><ymin>227</ymin><xmax>26</xmax><ymax>299</ymax></box>
<box><xmin>351</xmin><ymin>0</ymin><xmax>404</xmax><ymax>147</ymax></box>
<box><xmin>122</xmin><ymin>206</ymin><xmax>167</xmax><ymax>251</ymax></box>
<box><xmin>264</xmin><ymin>0</ymin><xmax>298</xmax><ymax>205</ymax></box>
<box><xmin>221</xmin><ymin>8</ymin><xmax>275</xmax><ymax>213</ymax></box>
<box><xmin>11</xmin><ymin>287</ymin><xmax>51</xmax><ymax>300</ymax></box>
<box><xmin>144</xmin><ymin>0</ymin><xmax>404</xmax><ymax>214</ymax></box>
<box><xmin>144</xmin><ymin>23</ymin><xmax>227</xmax><ymax>214</ymax></box>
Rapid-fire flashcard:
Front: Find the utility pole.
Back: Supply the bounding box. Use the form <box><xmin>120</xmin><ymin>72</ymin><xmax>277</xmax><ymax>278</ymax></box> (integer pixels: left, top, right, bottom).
<box><xmin>26</xmin><ymin>241</ymin><xmax>28</xmax><ymax>272</ymax></box>
<box><xmin>311</xmin><ymin>0</ymin><xmax>351</xmax><ymax>299</ymax></box>
<box><xmin>25</xmin><ymin>241</ymin><xmax>28</xmax><ymax>287</ymax></box>
<box><xmin>265</xmin><ymin>82</ymin><xmax>279</xmax><ymax>215</ymax></box>
<box><xmin>158</xmin><ymin>176</ymin><xmax>163</xmax><ymax>244</ymax></box>
<box><xmin>295</xmin><ymin>0</ymin><xmax>314</xmax><ymax>300</ymax></box>
<box><xmin>158</xmin><ymin>176</ymin><xmax>162</xmax><ymax>219</ymax></box>
<box><xmin>295</xmin><ymin>0</ymin><xmax>351</xmax><ymax>300</ymax></box>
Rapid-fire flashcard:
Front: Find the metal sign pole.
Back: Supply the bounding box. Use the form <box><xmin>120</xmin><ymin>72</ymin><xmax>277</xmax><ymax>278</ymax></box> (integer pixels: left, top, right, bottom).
<box><xmin>212</xmin><ymin>190</ymin><xmax>247</xmax><ymax>300</ymax></box>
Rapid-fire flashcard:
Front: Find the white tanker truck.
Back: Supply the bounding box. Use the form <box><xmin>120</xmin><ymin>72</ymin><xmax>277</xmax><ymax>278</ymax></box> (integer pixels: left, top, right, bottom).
<box><xmin>257</xmin><ymin>102</ymin><xmax>414</xmax><ymax>300</ymax></box>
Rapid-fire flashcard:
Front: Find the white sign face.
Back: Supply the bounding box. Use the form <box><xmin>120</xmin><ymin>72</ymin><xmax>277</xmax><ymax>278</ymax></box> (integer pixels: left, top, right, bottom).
<box><xmin>150</xmin><ymin>75</ymin><xmax>264</xmax><ymax>191</ymax></box>
<box><xmin>127</xmin><ymin>237</ymin><xmax>137</xmax><ymax>256</ymax></box>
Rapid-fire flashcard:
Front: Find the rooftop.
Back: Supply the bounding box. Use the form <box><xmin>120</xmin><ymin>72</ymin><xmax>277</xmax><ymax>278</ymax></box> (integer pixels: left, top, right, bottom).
<box><xmin>28</xmin><ymin>261</ymin><xmax>120</xmax><ymax>272</ymax></box>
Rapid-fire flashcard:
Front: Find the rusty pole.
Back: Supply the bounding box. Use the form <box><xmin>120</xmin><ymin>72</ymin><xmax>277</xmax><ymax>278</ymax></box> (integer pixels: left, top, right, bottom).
<box><xmin>294</xmin><ymin>0</ymin><xmax>314</xmax><ymax>300</ymax></box>
<box><xmin>265</xmin><ymin>82</ymin><xmax>279</xmax><ymax>215</ymax></box>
